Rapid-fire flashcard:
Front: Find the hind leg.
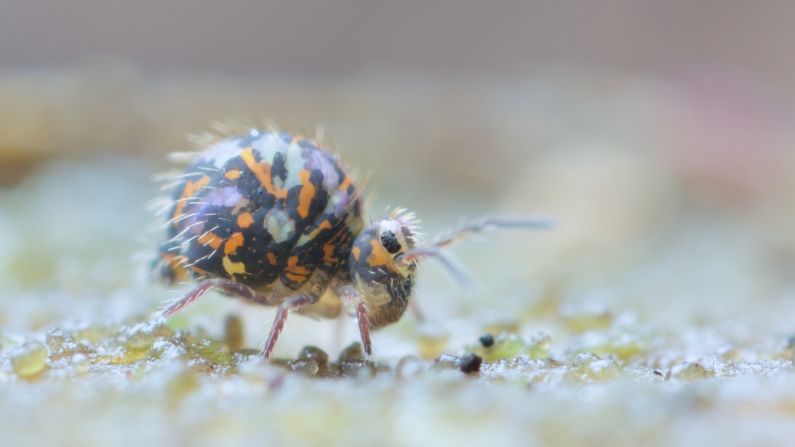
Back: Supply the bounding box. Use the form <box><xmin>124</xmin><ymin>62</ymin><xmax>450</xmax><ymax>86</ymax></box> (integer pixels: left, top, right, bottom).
<box><xmin>261</xmin><ymin>293</ymin><xmax>318</xmax><ymax>358</ymax></box>
<box><xmin>156</xmin><ymin>279</ymin><xmax>270</xmax><ymax>319</ymax></box>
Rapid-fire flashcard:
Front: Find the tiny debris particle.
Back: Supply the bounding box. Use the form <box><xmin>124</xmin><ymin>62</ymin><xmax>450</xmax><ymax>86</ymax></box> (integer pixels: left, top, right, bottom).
<box><xmin>460</xmin><ymin>353</ymin><xmax>483</xmax><ymax>374</ymax></box>
<box><xmin>479</xmin><ymin>333</ymin><xmax>495</xmax><ymax>348</ymax></box>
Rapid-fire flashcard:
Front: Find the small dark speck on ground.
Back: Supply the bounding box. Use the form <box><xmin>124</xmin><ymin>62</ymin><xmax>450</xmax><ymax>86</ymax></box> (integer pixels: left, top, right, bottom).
<box><xmin>460</xmin><ymin>353</ymin><xmax>483</xmax><ymax>374</ymax></box>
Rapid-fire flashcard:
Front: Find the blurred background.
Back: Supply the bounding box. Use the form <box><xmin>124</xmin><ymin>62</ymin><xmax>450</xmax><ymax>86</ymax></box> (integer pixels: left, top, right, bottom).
<box><xmin>2</xmin><ymin>1</ymin><xmax>795</xmax><ymax>445</ymax></box>
<box><xmin>1</xmin><ymin>0</ymin><xmax>794</xmax><ymax>326</ymax></box>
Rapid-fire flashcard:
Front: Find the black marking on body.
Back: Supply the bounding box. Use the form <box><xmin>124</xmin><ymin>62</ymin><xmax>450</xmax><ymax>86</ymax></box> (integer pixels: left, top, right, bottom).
<box><xmin>157</xmin><ymin>131</ymin><xmax>364</xmax><ymax>292</ymax></box>
<box><xmin>271</xmin><ymin>151</ymin><xmax>287</xmax><ymax>184</ymax></box>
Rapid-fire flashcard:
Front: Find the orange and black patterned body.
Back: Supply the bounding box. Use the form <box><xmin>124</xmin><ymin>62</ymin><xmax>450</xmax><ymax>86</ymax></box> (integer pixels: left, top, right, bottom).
<box><xmin>156</xmin><ymin>131</ymin><xmax>364</xmax><ymax>295</ymax></box>
<box><xmin>152</xmin><ymin>128</ymin><xmax>548</xmax><ymax>358</ymax></box>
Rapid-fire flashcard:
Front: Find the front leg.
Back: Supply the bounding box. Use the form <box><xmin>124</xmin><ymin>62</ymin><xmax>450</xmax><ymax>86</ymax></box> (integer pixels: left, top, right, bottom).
<box><xmin>333</xmin><ymin>284</ymin><xmax>372</xmax><ymax>357</ymax></box>
<box><xmin>356</xmin><ymin>301</ymin><xmax>373</xmax><ymax>357</ymax></box>
<box><xmin>261</xmin><ymin>293</ymin><xmax>318</xmax><ymax>358</ymax></box>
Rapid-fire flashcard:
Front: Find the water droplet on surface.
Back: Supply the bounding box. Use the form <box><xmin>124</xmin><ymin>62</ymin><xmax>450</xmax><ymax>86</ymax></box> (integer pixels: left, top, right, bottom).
<box><xmin>338</xmin><ymin>342</ymin><xmax>364</xmax><ymax>362</ymax></box>
<box><xmin>670</xmin><ymin>362</ymin><xmax>712</xmax><ymax>381</ymax></box>
<box><xmin>10</xmin><ymin>341</ymin><xmax>48</xmax><ymax>378</ymax></box>
<box><xmin>431</xmin><ymin>354</ymin><xmax>461</xmax><ymax>371</ymax></box>
<box><xmin>298</xmin><ymin>346</ymin><xmax>329</xmax><ymax>375</ymax></box>
<box><xmin>289</xmin><ymin>358</ymin><xmax>319</xmax><ymax>377</ymax></box>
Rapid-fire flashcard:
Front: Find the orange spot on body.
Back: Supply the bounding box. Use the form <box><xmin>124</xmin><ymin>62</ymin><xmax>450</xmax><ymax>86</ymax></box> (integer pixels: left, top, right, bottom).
<box><xmin>190</xmin><ymin>265</ymin><xmax>210</xmax><ymax>276</ymax></box>
<box><xmin>161</xmin><ymin>253</ymin><xmax>184</xmax><ymax>268</ymax></box>
<box><xmin>240</xmin><ymin>147</ymin><xmax>288</xmax><ymax>200</ymax></box>
<box><xmin>172</xmin><ymin>175</ymin><xmax>211</xmax><ymax>225</ymax></box>
<box><xmin>224</xmin><ymin>232</ymin><xmax>245</xmax><ymax>255</ymax></box>
<box><xmin>339</xmin><ymin>175</ymin><xmax>352</xmax><ymax>191</ymax></box>
<box><xmin>322</xmin><ymin>242</ymin><xmax>338</xmax><ymax>265</ymax></box>
<box><xmin>297</xmin><ymin>169</ymin><xmax>316</xmax><ymax>218</ymax></box>
<box><xmin>304</xmin><ymin>219</ymin><xmax>334</xmax><ymax>242</ymax></box>
<box><xmin>284</xmin><ymin>255</ymin><xmax>310</xmax><ymax>282</ymax></box>
<box><xmin>321</xmin><ymin>228</ymin><xmax>345</xmax><ymax>265</ymax></box>
<box><xmin>237</xmin><ymin>212</ymin><xmax>254</xmax><ymax>228</ymax></box>
<box><xmin>159</xmin><ymin>254</ymin><xmax>188</xmax><ymax>282</ymax></box>
<box><xmin>225</xmin><ymin>169</ymin><xmax>241</xmax><ymax>180</ymax></box>
<box><xmin>367</xmin><ymin>240</ymin><xmax>393</xmax><ymax>267</ymax></box>
<box><xmin>267</xmin><ymin>253</ymin><xmax>278</xmax><ymax>265</ymax></box>
<box><xmin>352</xmin><ymin>246</ymin><xmax>361</xmax><ymax>261</ymax></box>
<box><xmin>240</xmin><ymin>148</ymin><xmax>271</xmax><ymax>187</ymax></box>
<box><xmin>198</xmin><ymin>231</ymin><xmax>223</xmax><ymax>250</ymax></box>
<box><xmin>284</xmin><ymin>272</ymin><xmax>305</xmax><ymax>282</ymax></box>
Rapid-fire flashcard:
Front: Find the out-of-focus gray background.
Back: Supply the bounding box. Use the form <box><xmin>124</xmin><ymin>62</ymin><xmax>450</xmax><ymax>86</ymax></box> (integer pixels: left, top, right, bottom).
<box><xmin>1</xmin><ymin>0</ymin><xmax>795</xmax><ymax>330</ymax></box>
<box><xmin>2</xmin><ymin>1</ymin><xmax>794</xmax><ymax>82</ymax></box>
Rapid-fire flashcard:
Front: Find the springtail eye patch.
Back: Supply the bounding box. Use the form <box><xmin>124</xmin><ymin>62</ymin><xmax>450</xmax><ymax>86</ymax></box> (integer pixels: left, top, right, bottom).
<box><xmin>380</xmin><ymin>230</ymin><xmax>401</xmax><ymax>254</ymax></box>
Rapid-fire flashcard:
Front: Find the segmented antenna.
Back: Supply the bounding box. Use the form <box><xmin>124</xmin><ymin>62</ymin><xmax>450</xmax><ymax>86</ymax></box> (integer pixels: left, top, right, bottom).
<box><xmin>399</xmin><ymin>215</ymin><xmax>555</xmax><ymax>287</ymax></box>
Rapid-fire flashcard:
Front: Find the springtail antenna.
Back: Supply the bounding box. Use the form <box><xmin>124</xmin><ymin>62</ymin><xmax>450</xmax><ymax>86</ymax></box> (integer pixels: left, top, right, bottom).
<box><xmin>399</xmin><ymin>215</ymin><xmax>555</xmax><ymax>287</ymax></box>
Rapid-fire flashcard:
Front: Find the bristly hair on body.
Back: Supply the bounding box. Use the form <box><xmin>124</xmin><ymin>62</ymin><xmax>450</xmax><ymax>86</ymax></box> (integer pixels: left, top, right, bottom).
<box><xmin>148</xmin><ymin>121</ymin><xmax>371</xmax><ymax>286</ymax></box>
